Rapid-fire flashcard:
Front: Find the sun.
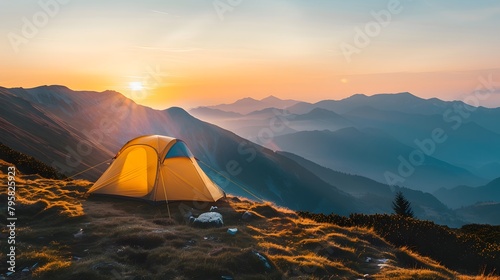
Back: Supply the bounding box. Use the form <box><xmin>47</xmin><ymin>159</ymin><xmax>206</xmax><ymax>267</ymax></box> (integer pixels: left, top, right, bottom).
<box><xmin>129</xmin><ymin>81</ymin><xmax>143</xmax><ymax>91</ymax></box>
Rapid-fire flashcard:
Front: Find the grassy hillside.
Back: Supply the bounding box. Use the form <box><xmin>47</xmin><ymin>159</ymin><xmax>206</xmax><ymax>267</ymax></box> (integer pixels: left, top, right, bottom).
<box><xmin>298</xmin><ymin>212</ymin><xmax>500</xmax><ymax>276</ymax></box>
<box><xmin>0</xmin><ymin>160</ymin><xmax>497</xmax><ymax>279</ymax></box>
<box><xmin>0</xmin><ymin>143</ymin><xmax>65</xmax><ymax>179</ymax></box>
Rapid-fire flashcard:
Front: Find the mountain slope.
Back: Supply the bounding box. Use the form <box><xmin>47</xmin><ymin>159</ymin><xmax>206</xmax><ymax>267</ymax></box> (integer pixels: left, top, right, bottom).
<box><xmin>455</xmin><ymin>202</ymin><xmax>500</xmax><ymax>225</ymax></box>
<box><xmin>0</xmin><ymin>86</ymin><xmax>117</xmax><ymax>178</ymax></box>
<box><xmin>278</xmin><ymin>151</ymin><xmax>461</xmax><ymax>225</ymax></box>
<box><xmin>434</xmin><ymin>177</ymin><xmax>500</xmax><ymax>209</ymax></box>
<box><xmin>189</xmin><ymin>107</ymin><xmax>243</xmax><ymax>121</ymax></box>
<box><xmin>342</xmin><ymin>106</ymin><xmax>500</xmax><ymax>179</ymax></box>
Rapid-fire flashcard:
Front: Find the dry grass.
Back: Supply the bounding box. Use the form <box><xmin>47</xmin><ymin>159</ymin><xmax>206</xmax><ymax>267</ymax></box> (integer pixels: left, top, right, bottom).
<box><xmin>374</xmin><ymin>268</ymin><xmax>452</xmax><ymax>280</ymax></box>
<box><xmin>0</xmin><ymin>161</ymin><xmax>497</xmax><ymax>279</ymax></box>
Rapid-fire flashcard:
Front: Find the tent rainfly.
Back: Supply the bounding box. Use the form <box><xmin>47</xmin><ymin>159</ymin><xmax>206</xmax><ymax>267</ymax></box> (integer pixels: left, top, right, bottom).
<box><xmin>87</xmin><ymin>135</ymin><xmax>225</xmax><ymax>202</ymax></box>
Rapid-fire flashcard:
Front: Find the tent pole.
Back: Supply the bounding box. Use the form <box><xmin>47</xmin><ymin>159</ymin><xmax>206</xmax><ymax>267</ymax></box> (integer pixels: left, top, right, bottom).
<box><xmin>159</xmin><ymin>167</ymin><xmax>172</xmax><ymax>219</ymax></box>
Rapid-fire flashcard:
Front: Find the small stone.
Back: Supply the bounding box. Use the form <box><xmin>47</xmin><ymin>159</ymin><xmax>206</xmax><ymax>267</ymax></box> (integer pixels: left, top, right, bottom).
<box><xmin>191</xmin><ymin>212</ymin><xmax>224</xmax><ymax>228</ymax></box>
<box><xmin>254</xmin><ymin>251</ymin><xmax>272</xmax><ymax>269</ymax></box>
<box><xmin>242</xmin><ymin>211</ymin><xmax>253</xmax><ymax>220</ymax></box>
<box><xmin>73</xmin><ymin>229</ymin><xmax>84</xmax><ymax>238</ymax></box>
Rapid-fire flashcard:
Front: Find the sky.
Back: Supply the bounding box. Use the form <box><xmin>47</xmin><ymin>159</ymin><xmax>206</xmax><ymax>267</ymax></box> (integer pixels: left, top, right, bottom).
<box><xmin>1</xmin><ymin>0</ymin><xmax>500</xmax><ymax>109</ymax></box>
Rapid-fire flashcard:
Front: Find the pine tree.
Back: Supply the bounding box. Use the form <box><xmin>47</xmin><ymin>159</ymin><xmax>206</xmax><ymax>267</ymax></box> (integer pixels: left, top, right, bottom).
<box><xmin>392</xmin><ymin>191</ymin><xmax>414</xmax><ymax>218</ymax></box>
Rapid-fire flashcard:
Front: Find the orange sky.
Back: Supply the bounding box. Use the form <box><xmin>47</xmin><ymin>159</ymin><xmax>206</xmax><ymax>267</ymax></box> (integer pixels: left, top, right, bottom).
<box><xmin>1</xmin><ymin>1</ymin><xmax>500</xmax><ymax>109</ymax></box>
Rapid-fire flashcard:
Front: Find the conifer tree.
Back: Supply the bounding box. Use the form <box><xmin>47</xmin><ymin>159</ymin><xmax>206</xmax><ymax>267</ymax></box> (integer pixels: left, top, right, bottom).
<box><xmin>392</xmin><ymin>191</ymin><xmax>414</xmax><ymax>218</ymax></box>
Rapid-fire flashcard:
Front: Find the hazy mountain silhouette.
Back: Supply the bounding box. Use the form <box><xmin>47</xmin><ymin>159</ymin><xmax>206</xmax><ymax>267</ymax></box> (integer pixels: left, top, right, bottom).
<box><xmin>287</xmin><ymin>108</ymin><xmax>353</xmax><ymax>132</ymax></box>
<box><xmin>200</xmin><ymin>95</ymin><xmax>300</xmax><ymax>115</ymax></box>
<box><xmin>434</xmin><ymin>177</ymin><xmax>500</xmax><ymax>209</ymax></box>
<box><xmin>455</xmin><ymin>202</ymin><xmax>500</xmax><ymax>225</ymax></box>
<box><xmin>271</xmin><ymin>127</ymin><xmax>486</xmax><ymax>192</ymax></box>
<box><xmin>277</xmin><ymin>151</ymin><xmax>463</xmax><ymax>225</ymax></box>
<box><xmin>342</xmin><ymin>106</ymin><xmax>500</xmax><ymax>180</ymax></box>
<box><xmin>189</xmin><ymin>107</ymin><xmax>243</xmax><ymax>121</ymax></box>
<box><xmin>286</xmin><ymin>92</ymin><xmax>500</xmax><ymax>134</ymax></box>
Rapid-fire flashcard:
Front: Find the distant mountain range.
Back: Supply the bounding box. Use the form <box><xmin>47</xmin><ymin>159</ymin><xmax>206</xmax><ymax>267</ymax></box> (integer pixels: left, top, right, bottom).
<box><xmin>195</xmin><ymin>95</ymin><xmax>301</xmax><ymax>115</ymax></box>
<box><xmin>2</xmin><ymin>85</ymin><xmax>499</xmax><ymax>225</ymax></box>
<box><xmin>434</xmin><ymin>177</ymin><xmax>500</xmax><ymax>209</ymax></box>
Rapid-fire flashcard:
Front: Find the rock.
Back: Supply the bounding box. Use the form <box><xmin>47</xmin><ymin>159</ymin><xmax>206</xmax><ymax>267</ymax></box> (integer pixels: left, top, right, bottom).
<box><xmin>242</xmin><ymin>211</ymin><xmax>252</xmax><ymax>221</ymax></box>
<box><xmin>365</xmin><ymin>257</ymin><xmax>372</xmax><ymax>263</ymax></box>
<box><xmin>191</xmin><ymin>212</ymin><xmax>224</xmax><ymax>228</ymax></box>
<box><xmin>73</xmin><ymin>229</ymin><xmax>84</xmax><ymax>238</ymax></box>
<box><xmin>210</xmin><ymin>206</ymin><xmax>218</xmax><ymax>212</ymax></box>
<box><xmin>203</xmin><ymin>235</ymin><xmax>220</xmax><ymax>242</ymax></box>
<box><xmin>254</xmin><ymin>251</ymin><xmax>271</xmax><ymax>270</ymax></box>
<box><xmin>227</xmin><ymin>228</ymin><xmax>238</xmax><ymax>235</ymax></box>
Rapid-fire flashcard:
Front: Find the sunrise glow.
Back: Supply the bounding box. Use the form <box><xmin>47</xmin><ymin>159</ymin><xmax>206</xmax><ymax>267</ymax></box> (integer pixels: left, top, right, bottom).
<box><xmin>1</xmin><ymin>1</ymin><xmax>500</xmax><ymax>109</ymax></box>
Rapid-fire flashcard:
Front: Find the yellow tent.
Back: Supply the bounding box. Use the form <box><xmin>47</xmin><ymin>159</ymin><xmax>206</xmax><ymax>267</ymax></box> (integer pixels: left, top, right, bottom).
<box><xmin>88</xmin><ymin>135</ymin><xmax>225</xmax><ymax>202</ymax></box>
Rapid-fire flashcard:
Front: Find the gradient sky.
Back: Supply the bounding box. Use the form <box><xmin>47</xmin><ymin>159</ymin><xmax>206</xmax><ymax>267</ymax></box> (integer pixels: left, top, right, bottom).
<box><xmin>1</xmin><ymin>0</ymin><xmax>500</xmax><ymax>109</ymax></box>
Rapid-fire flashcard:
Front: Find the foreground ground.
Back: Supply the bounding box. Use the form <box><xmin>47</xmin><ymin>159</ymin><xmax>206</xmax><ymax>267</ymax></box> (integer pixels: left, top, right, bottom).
<box><xmin>0</xmin><ymin>160</ymin><xmax>498</xmax><ymax>279</ymax></box>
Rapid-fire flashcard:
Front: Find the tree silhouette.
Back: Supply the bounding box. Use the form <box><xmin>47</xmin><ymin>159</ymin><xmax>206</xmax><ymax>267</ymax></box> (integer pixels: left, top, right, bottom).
<box><xmin>392</xmin><ymin>191</ymin><xmax>414</xmax><ymax>218</ymax></box>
